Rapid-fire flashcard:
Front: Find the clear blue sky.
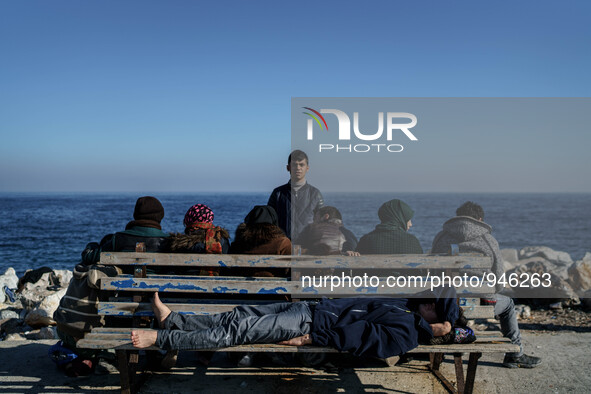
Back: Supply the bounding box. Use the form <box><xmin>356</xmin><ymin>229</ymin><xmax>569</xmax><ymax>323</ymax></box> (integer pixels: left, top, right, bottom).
<box><xmin>1</xmin><ymin>1</ymin><xmax>590</xmax><ymax>192</ymax></box>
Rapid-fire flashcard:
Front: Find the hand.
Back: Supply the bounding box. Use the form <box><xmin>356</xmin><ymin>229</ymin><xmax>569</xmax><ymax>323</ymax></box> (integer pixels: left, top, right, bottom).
<box><xmin>430</xmin><ymin>321</ymin><xmax>452</xmax><ymax>337</ymax></box>
<box><xmin>278</xmin><ymin>334</ymin><xmax>312</xmax><ymax>346</ymax></box>
<box><xmin>344</xmin><ymin>251</ymin><xmax>360</xmax><ymax>256</ymax></box>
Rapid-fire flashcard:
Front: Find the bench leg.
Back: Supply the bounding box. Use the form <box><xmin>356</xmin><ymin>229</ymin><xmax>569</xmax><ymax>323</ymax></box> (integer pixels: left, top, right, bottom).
<box><xmin>454</xmin><ymin>353</ymin><xmax>465</xmax><ymax>393</ymax></box>
<box><xmin>117</xmin><ymin>350</ymin><xmax>131</xmax><ymax>394</ymax></box>
<box><xmin>463</xmin><ymin>352</ymin><xmax>481</xmax><ymax>394</ymax></box>
<box><xmin>429</xmin><ymin>353</ymin><xmax>459</xmax><ymax>393</ymax></box>
<box><xmin>117</xmin><ymin>349</ymin><xmax>141</xmax><ymax>394</ymax></box>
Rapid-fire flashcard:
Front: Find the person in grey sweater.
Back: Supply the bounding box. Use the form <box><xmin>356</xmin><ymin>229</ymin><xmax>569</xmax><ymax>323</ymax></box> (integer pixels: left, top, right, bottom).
<box><xmin>431</xmin><ymin>201</ymin><xmax>541</xmax><ymax>369</ymax></box>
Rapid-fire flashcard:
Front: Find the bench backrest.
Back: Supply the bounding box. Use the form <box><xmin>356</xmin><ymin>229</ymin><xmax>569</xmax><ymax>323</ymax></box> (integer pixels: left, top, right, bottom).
<box><xmin>96</xmin><ymin>252</ymin><xmax>496</xmax><ymax>320</ymax></box>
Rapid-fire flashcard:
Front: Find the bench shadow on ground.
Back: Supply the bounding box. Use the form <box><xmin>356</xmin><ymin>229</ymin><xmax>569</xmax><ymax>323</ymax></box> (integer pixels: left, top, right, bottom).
<box><xmin>0</xmin><ymin>342</ymin><xmax>119</xmax><ymax>394</ymax></box>
<box><xmin>140</xmin><ymin>352</ymin><xmax>432</xmax><ymax>393</ymax></box>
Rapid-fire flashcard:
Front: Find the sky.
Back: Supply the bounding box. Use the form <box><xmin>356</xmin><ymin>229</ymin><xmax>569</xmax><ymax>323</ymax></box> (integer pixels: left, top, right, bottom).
<box><xmin>1</xmin><ymin>0</ymin><xmax>590</xmax><ymax>193</ymax></box>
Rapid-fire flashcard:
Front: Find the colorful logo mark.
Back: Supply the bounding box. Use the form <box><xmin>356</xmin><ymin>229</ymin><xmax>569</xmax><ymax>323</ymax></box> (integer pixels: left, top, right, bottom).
<box><xmin>302</xmin><ymin>107</ymin><xmax>329</xmax><ymax>131</ymax></box>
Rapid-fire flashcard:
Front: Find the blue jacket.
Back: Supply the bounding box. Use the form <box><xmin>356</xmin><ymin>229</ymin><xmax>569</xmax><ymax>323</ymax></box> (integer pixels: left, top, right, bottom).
<box><xmin>310</xmin><ymin>292</ymin><xmax>458</xmax><ymax>359</ymax></box>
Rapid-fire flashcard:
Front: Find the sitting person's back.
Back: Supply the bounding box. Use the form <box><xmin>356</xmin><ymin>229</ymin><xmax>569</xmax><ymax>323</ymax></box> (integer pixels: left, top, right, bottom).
<box><xmin>356</xmin><ymin>199</ymin><xmax>423</xmax><ymax>254</ymax></box>
<box><xmin>82</xmin><ymin>196</ymin><xmax>170</xmax><ymax>264</ymax></box>
<box><xmin>54</xmin><ymin>195</ymin><xmax>169</xmax><ymax>376</ymax></box>
<box><xmin>230</xmin><ymin>205</ymin><xmax>291</xmax><ymax>255</ymax></box>
<box><xmin>295</xmin><ymin>206</ymin><xmax>358</xmax><ymax>255</ymax></box>
<box><xmin>169</xmin><ymin>204</ymin><xmax>230</xmax><ymax>254</ymax></box>
<box><xmin>169</xmin><ymin>204</ymin><xmax>230</xmax><ymax>276</ymax></box>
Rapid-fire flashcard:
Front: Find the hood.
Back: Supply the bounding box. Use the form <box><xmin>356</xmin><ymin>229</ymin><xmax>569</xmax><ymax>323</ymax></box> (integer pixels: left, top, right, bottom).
<box><xmin>376</xmin><ymin>199</ymin><xmax>414</xmax><ymax>231</ymax></box>
<box><xmin>441</xmin><ymin>216</ymin><xmax>492</xmax><ymax>243</ymax></box>
<box><xmin>231</xmin><ymin>223</ymin><xmax>286</xmax><ymax>251</ymax></box>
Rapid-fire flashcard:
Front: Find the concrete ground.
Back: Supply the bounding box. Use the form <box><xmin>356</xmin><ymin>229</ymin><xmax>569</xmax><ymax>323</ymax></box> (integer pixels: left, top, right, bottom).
<box><xmin>0</xmin><ymin>330</ymin><xmax>589</xmax><ymax>393</ymax></box>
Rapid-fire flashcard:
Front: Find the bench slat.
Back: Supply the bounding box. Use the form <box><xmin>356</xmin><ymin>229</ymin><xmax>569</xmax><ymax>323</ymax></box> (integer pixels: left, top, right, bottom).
<box><xmin>100</xmin><ymin>277</ymin><xmax>496</xmax><ymax>296</ymax></box>
<box><xmin>77</xmin><ymin>336</ymin><xmax>518</xmax><ymax>353</ymax></box>
<box><xmin>97</xmin><ymin>301</ymin><xmax>495</xmax><ymax>319</ymax></box>
<box><xmin>100</xmin><ymin>252</ymin><xmax>492</xmax><ymax>269</ymax></box>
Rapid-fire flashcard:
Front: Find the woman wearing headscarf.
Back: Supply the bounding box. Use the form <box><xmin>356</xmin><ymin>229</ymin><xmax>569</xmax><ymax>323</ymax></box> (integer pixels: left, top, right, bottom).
<box><xmin>169</xmin><ymin>204</ymin><xmax>230</xmax><ymax>275</ymax></box>
<box><xmin>356</xmin><ymin>199</ymin><xmax>423</xmax><ymax>254</ymax></box>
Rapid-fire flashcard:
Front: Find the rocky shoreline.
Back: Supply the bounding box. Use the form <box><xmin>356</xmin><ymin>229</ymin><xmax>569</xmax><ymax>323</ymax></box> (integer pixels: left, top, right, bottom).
<box><xmin>1</xmin><ymin>246</ymin><xmax>590</xmax><ymax>342</ymax></box>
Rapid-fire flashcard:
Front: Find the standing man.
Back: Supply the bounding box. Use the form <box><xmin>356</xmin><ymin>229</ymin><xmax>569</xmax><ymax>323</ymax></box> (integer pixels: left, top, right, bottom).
<box><xmin>268</xmin><ymin>150</ymin><xmax>324</xmax><ymax>240</ymax></box>
<box><xmin>431</xmin><ymin>201</ymin><xmax>541</xmax><ymax>368</ymax></box>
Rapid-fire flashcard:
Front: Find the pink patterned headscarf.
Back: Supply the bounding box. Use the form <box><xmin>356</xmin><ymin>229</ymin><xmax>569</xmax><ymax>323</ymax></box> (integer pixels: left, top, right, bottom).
<box><xmin>183</xmin><ymin>204</ymin><xmax>214</xmax><ymax>226</ymax></box>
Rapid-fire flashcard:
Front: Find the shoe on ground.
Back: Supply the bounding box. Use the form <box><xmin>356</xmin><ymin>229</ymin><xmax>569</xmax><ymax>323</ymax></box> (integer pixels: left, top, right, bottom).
<box><xmin>502</xmin><ymin>353</ymin><xmax>542</xmax><ymax>368</ymax></box>
<box><xmin>237</xmin><ymin>353</ymin><xmax>254</xmax><ymax>367</ymax></box>
<box><xmin>94</xmin><ymin>358</ymin><xmax>119</xmax><ymax>375</ymax></box>
<box><xmin>160</xmin><ymin>350</ymin><xmax>178</xmax><ymax>370</ymax></box>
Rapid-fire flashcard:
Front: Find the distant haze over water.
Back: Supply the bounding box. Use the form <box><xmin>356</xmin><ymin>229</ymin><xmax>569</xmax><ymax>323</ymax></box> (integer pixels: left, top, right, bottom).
<box><xmin>0</xmin><ymin>192</ymin><xmax>589</xmax><ymax>276</ymax></box>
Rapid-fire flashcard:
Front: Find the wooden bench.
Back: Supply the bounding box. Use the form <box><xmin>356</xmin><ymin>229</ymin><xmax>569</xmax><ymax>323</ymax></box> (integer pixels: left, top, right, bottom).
<box><xmin>77</xmin><ymin>252</ymin><xmax>518</xmax><ymax>394</ymax></box>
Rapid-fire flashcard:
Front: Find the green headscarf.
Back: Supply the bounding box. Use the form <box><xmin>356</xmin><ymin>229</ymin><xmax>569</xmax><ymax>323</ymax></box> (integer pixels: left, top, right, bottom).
<box><xmin>375</xmin><ymin>199</ymin><xmax>414</xmax><ymax>232</ymax></box>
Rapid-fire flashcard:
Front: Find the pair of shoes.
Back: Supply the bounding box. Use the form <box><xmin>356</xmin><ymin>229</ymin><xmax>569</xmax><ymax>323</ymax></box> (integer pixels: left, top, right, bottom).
<box><xmin>502</xmin><ymin>353</ymin><xmax>542</xmax><ymax>368</ymax></box>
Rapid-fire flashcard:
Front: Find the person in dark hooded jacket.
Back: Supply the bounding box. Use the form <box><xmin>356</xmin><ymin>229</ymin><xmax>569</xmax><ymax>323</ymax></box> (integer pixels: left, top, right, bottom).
<box><xmin>356</xmin><ymin>199</ymin><xmax>423</xmax><ymax>254</ymax></box>
<box><xmin>431</xmin><ymin>201</ymin><xmax>541</xmax><ymax>369</ymax></box>
<box><xmin>81</xmin><ymin>196</ymin><xmax>170</xmax><ymax>264</ymax></box>
<box><xmin>130</xmin><ymin>288</ymin><xmax>466</xmax><ymax>360</ymax></box>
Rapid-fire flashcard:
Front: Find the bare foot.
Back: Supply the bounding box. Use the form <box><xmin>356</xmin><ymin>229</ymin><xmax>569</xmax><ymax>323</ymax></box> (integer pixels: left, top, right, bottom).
<box><xmin>152</xmin><ymin>292</ymin><xmax>171</xmax><ymax>328</ymax></box>
<box><xmin>278</xmin><ymin>334</ymin><xmax>312</xmax><ymax>346</ymax></box>
<box><xmin>131</xmin><ymin>330</ymin><xmax>158</xmax><ymax>348</ymax></box>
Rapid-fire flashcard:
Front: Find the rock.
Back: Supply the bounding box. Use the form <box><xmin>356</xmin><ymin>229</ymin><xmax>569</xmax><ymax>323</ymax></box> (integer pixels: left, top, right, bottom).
<box><xmin>501</xmin><ymin>249</ymin><xmax>519</xmax><ymax>264</ymax></box>
<box><xmin>507</xmin><ymin>260</ymin><xmax>579</xmax><ymax>303</ymax></box>
<box><xmin>24</xmin><ymin>288</ymin><xmax>66</xmax><ymax>328</ymax></box>
<box><xmin>53</xmin><ymin>270</ymin><xmax>73</xmax><ymax>287</ymax></box>
<box><xmin>0</xmin><ymin>268</ymin><xmax>19</xmax><ymax>304</ymax></box>
<box><xmin>0</xmin><ymin>317</ymin><xmax>30</xmax><ymax>335</ymax></box>
<box><xmin>582</xmin><ymin>252</ymin><xmax>591</xmax><ymax>261</ymax></box>
<box><xmin>514</xmin><ymin>256</ymin><xmax>569</xmax><ymax>280</ymax></box>
<box><xmin>37</xmin><ymin>326</ymin><xmax>57</xmax><ymax>339</ymax></box>
<box><xmin>519</xmin><ymin>246</ymin><xmax>573</xmax><ymax>266</ymax></box>
<box><xmin>18</xmin><ymin>272</ymin><xmax>63</xmax><ymax>308</ymax></box>
<box><xmin>4</xmin><ymin>333</ymin><xmax>25</xmax><ymax>341</ymax></box>
<box><xmin>514</xmin><ymin>304</ymin><xmax>531</xmax><ymax>319</ymax></box>
<box><xmin>0</xmin><ymin>309</ymin><xmax>20</xmax><ymax>320</ymax></box>
<box><xmin>567</xmin><ymin>258</ymin><xmax>591</xmax><ymax>296</ymax></box>
<box><xmin>549</xmin><ymin>302</ymin><xmax>563</xmax><ymax>310</ymax></box>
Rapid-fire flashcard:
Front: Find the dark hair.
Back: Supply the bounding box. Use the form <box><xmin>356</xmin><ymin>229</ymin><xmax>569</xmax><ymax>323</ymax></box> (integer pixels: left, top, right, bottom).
<box><xmin>456</xmin><ymin>201</ymin><xmax>484</xmax><ymax>220</ymax></box>
<box><xmin>314</xmin><ymin>206</ymin><xmax>342</xmax><ymax>220</ymax></box>
<box><xmin>288</xmin><ymin>150</ymin><xmax>309</xmax><ymax>165</ymax></box>
<box><xmin>428</xmin><ymin>308</ymin><xmax>468</xmax><ymax>345</ymax></box>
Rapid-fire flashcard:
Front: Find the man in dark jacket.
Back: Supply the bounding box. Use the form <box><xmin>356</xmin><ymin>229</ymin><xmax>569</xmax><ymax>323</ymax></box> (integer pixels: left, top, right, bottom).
<box><xmin>131</xmin><ymin>290</ymin><xmax>460</xmax><ymax>360</ymax></box>
<box><xmin>82</xmin><ymin>196</ymin><xmax>170</xmax><ymax>264</ymax></box>
<box><xmin>431</xmin><ymin>201</ymin><xmax>541</xmax><ymax>369</ymax></box>
<box><xmin>268</xmin><ymin>150</ymin><xmax>324</xmax><ymax>240</ymax></box>
<box><xmin>356</xmin><ymin>199</ymin><xmax>423</xmax><ymax>254</ymax></box>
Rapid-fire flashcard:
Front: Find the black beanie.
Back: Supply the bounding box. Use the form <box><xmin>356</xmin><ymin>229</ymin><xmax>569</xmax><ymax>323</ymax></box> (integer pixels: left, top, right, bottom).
<box><xmin>244</xmin><ymin>205</ymin><xmax>278</xmax><ymax>226</ymax></box>
<box><xmin>133</xmin><ymin>196</ymin><xmax>165</xmax><ymax>223</ymax></box>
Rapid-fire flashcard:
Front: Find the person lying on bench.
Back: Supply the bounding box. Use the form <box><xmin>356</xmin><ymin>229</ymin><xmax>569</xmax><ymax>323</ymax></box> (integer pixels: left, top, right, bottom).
<box><xmin>131</xmin><ymin>290</ymin><xmax>472</xmax><ymax>359</ymax></box>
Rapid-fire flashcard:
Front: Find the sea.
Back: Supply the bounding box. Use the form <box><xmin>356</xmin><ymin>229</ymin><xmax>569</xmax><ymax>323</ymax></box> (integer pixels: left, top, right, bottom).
<box><xmin>0</xmin><ymin>192</ymin><xmax>590</xmax><ymax>276</ymax></box>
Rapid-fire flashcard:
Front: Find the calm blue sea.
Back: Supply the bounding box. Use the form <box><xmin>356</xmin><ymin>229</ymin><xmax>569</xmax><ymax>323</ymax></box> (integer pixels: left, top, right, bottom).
<box><xmin>0</xmin><ymin>192</ymin><xmax>590</xmax><ymax>276</ymax></box>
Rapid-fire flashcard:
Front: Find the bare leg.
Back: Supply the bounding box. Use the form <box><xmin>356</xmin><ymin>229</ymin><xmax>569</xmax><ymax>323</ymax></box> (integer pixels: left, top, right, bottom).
<box><xmin>152</xmin><ymin>292</ymin><xmax>171</xmax><ymax>328</ymax></box>
<box><xmin>131</xmin><ymin>330</ymin><xmax>158</xmax><ymax>348</ymax></box>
